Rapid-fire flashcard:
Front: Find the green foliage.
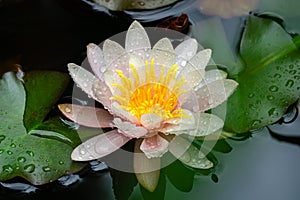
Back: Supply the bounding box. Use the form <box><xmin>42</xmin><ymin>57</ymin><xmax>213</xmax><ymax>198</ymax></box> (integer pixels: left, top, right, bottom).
<box><xmin>0</xmin><ymin>71</ymin><xmax>84</xmax><ymax>185</ymax></box>
<box><xmin>224</xmin><ymin>16</ymin><xmax>300</xmax><ymax>133</ymax></box>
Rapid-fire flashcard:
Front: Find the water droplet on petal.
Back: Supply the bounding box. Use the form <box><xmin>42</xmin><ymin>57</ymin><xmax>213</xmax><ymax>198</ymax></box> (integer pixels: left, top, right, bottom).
<box><xmin>180</xmin><ymin>153</ymin><xmax>191</xmax><ymax>163</ymax></box>
<box><xmin>100</xmin><ymin>67</ymin><xmax>106</xmax><ymax>73</ymax></box>
<box><xmin>65</xmin><ymin>106</ymin><xmax>71</xmax><ymax>113</ymax></box>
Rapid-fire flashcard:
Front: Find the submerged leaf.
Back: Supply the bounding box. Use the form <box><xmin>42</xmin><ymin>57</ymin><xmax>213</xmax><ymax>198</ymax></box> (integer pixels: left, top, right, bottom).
<box><xmin>225</xmin><ymin>16</ymin><xmax>300</xmax><ymax>133</ymax></box>
<box><xmin>0</xmin><ymin>71</ymin><xmax>84</xmax><ymax>185</ymax></box>
<box><xmin>92</xmin><ymin>0</ymin><xmax>179</xmax><ymax>11</ymax></box>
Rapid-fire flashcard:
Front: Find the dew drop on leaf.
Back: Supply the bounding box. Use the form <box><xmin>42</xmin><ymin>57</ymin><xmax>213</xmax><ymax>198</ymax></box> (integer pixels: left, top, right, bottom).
<box><xmin>24</xmin><ymin>164</ymin><xmax>35</xmax><ymax>173</ymax></box>
<box><xmin>10</xmin><ymin>143</ymin><xmax>16</xmax><ymax>148</ymax></box>
<box><xmin>268</xmin><ymin>85</ymin><xmax>279</xmax><ymax>92</ymax></box>
<box><xmin>274</xmin><ymin>73</ymin><xmax>281</xmax><ymax>78</ymax></box>
<box><xmin>267</xmin><ymin>95</ymin><xmax>274</xmax><ymax>101</ymax></box>
<box><xmin>268</xmin><ymin>108</ymin><xmax>279</xmax><ymax>117</ymax></box>
<box><xmin>3</xmin><ymin>165</ymin><xmax>14</xmax><ymax>173</ymax></box>
<box><xmin>0</xmin><ymin>149</ymin><xmax>4</xmax><ymax>154</ymax></box>
<box><xmin>17</xmin><ymin>157</ymin><xmax>26</xmax><ymax>163</ymax></box>
<box><xmin>251</xmin><ymin>120</ymin><xmax>261</xmax><ymax>127</ymax></box>
<box><xmin>7</xmin><ymin>150</ymin><xmax>13</xmax><ymax>155</ymax></box>
<box><xmin>248</xmin><ymin>93</ymin><xmax>255</xmax><ymax>98</ymax></box>
<box><xmin>0</xmin><ymin>135</ymin><xmax>5</xmax><ymax>143</ymax></box>
<box><xmin>285</xmin><ymin>80</ymin><xmax>294</xmax><ymax>88</ymax></box>
<box><xmin>42</xmin><ymin>166</ymin><xmax>51</xmax><ymax>172</ymax></box>
<box><xmin>26</xmin><ymin>151</ymin><xmax>34</xmax><ymax>157</ymax></box>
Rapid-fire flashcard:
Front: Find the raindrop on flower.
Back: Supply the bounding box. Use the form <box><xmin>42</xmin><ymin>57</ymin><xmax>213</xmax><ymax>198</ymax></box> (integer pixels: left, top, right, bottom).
<box><xmin>180</xmin><ymin>60</ymin><xmax>187</xmax><ymax>67</ymax></box>
<box><xmin>100</xmin><ymin>67</ymin><xmax>106</xmax><ymax>73</ymax></box>
<box><xmin>180</xmin><ymin>153</ymin><xmax>191</xmax><ymax>163</ymax></box>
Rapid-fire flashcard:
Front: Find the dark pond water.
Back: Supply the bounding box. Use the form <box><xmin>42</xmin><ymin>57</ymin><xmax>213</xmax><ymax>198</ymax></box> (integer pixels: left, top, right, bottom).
<box><xmin>1</xmin><ymin>0</ymin><xmax>300</xmax><ymax>199</ymax></box>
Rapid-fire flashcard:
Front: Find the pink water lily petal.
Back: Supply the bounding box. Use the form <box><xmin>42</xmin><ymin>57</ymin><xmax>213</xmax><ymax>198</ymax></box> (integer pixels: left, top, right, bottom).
<box><xmin>125</xmin><ymin>20</ymin><xmax>151</xmax><ymax>60</ymax></box>
<box><xmin>141</xmin><ymin>113</ymin><xmax>163</xmax><ymax>129</ymax></box>
<box><xmin>178</xmin><ymin>49</ymin><xmax>212</xmax><ymax>88</ymax></box>
<box><xmin>71</xmin><ymin>129</ymin><xmax>130</xmax><ymax>161</ymax></box>
<box><xmin>175</xmin><ymin>38</ymin><xmax>198</xmax><ymax>66</ymax></box>
<box><xmin>68</xmin><ymin>63</ymin><xmax>98</xmax><ymax>100</ymax></box>
<box><xmin>58</xmin><ymin>104</ymin><xmax>113</xmax><ymax>128</ymax></box>
<box><xmin>140</xmin><ymin>135</ymin><xmax>169</xmax><ymax>158</ymax></box>
<box><xmin>103</xmin><ymin>39</ymin><xmax>129</xmax><ymax>73</ymax></box>
<box><xmin>191</xmin><ymin>112</ymin><xmax>224</xmax><ymax>137</ymax></box>
<box><xmin>160</xmin><ymin>109</ymin><xmax>196</xmax><ymax>134</ymax></box>
<box><xmin>151</xmin><ymin>38</ymin><xmax>176</xmax><ymax>67</ymax></box>
<box><xmin>197</xmin><ymin>69</ymin><xmax>227</xmax><ymax>89</ymax></box>
<box><xmin>92</xmin><ymin>80</ymin><xmax>112</xmax><ymax>111</ymax></box>
<box><xmin>168</xmin><ymin>135</ymin><xmax>213</xmax><ymax>169</ymax></box>
<box><xmin>110</xmin><ymin>102</ymin><xmax>139</xmax><ymax>124</ymax></box>
<box><xmin>134</xmin><ymin>139</ymin><xmax>160</xmax><ymax>192</ymax></box>
<box><xmin>113</xmin><ymin>117</ymin><xmax>148</xmax><ymax>138</ymax></box>
<box><xmin>87</xmin><ymin>43</ymin><xmax>106</xmax><ymax>81</ymax></box>
<box><xmin>161</xmin><ymin>112</ymin><xmax>224</xmax><ymax>137</ymax></box>
<box><xmin>196</xmin><ymin>79</ymin><xmax>238</xmax><ymax>112</ymax></box>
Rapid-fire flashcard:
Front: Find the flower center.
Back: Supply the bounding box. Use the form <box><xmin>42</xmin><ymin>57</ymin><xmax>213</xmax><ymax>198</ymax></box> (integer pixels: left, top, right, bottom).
<box><xmin>127</xmin><ymin>83</ymin><xmax>179</xmax><ymax>119</ymax></box>
<box><xmin>110</xmin><ymin>58</ymin><xmax>186</xmax><ymax>121</ymax></box>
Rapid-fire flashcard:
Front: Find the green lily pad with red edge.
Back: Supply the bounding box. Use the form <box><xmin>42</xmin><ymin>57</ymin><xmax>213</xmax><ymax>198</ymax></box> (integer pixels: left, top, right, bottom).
<box><xmin>92</xmin><ymin>0</ymin><xmax>179</xmax><ymax>10</ymax></box>
<box><xmin>0</xmin><ymin>71</ymin><xmax>84</xmax><ymax>185</ymax></box>
<box><xmin>223</xmin><ymin>15</ymin><xmax>300</xmax><ymax>133</ymax></box>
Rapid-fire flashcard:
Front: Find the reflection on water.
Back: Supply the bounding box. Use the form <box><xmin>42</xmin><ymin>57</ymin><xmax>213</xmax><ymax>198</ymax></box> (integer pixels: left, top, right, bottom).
<box><xmin>0</xmin><ymin>0</ymin><xmax>300</xmax><ymax>200</ymax></box>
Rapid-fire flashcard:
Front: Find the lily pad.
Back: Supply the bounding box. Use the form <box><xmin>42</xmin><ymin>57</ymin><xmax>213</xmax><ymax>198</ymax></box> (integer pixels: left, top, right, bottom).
<box><xmin>0</xmin><ymin>71</ymin><xmax>84</xmax><ymax>185</ymax></box>
<box><xmin>224</xmin><ymin>16</ymin><xmax>300</xmax><ymax>133</ymax></box>
<box><xmin>92</xmin><ymin>0</ymin><xmax>179</xmax><ymax>11</ymax></box>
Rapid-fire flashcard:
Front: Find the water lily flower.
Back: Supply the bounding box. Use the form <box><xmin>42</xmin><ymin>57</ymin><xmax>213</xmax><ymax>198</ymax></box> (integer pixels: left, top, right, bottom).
<box><xmin>198</xmin><ymin>0</ymin><xmax>260</xmax><ymax>18</ymax></box>
<box><xmin>58</xmin><ymin>20</ymin><xmax>238</xmax><ymax>191</ymax></box>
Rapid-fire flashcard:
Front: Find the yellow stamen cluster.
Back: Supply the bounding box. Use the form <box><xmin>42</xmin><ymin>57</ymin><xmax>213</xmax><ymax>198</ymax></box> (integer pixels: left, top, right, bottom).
<box><xmin>110</xmin><ymin>58</ymin><xmax>186</xmax><ymax>120</ymax></box>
